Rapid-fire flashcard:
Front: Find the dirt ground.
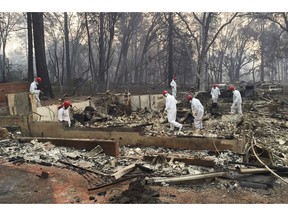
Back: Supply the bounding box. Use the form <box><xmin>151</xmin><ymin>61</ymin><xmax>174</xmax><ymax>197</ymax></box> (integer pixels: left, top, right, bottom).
<box><xmin>1</xmin><ymin>161</ymin><xmax>288</xmax><ymax>205</ymax></box>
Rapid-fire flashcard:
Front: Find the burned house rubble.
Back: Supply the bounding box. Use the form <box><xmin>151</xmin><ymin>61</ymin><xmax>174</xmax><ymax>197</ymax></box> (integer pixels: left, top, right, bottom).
<box><xmin>1</xmin><ymin>84</ymin><xmax>288</xmax><ymax>203</ymax></box>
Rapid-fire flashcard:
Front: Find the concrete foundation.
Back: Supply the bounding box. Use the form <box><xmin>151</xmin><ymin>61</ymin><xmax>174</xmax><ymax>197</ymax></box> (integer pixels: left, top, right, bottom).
<box><xmin>0</xmin><ymin>117</ymin><xmax>244</xmax><ymax>154</ymax></box>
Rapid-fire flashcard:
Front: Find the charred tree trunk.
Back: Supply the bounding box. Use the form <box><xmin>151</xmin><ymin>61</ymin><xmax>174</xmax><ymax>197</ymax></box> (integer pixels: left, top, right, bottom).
<box><xmin>64</xmin><ymin>12</ymin><xmax>71</xmax><ymax>84</ymax></box>
<box><xmin>99</xmin><ymin>12</ymin><xmax>105</xmax><ymax>89</ymax></box>
<box><xmin>32</xmin><ymin>12</ymin><xmax>54</xmax><ymax>98</ymax></box>
<box><xmin>85</xmin><ymin>13</ymin><xmax>96</xmax><ymax>93</ymax></box>
<box><xmin>27</xmin><ymin>12</ymin><xmax>34</xmax><ymax>82</ymax></box>
<box><xmin>167</xmin><ymin>13</ymin><xmax>174</xmax><ymax>88</ymax></box>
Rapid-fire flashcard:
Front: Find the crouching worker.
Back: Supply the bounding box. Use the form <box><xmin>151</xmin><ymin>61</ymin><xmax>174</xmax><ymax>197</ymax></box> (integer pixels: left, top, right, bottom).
<box><xmin>58</xmin><ymin>100</ymin><xmax>71</xmax><ymax>127</ymax></box>
<box><xmin>30</xmin><ymin>77</ymin><xmax>42</xmax><ymax>107</ymax></box>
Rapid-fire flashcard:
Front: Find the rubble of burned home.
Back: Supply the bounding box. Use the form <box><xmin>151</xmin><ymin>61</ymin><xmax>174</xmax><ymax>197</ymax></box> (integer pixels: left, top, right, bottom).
<box><xmin>1</xmin><ymin>82</ymin><xmax>288</xmax><ymax>194</ymax></box>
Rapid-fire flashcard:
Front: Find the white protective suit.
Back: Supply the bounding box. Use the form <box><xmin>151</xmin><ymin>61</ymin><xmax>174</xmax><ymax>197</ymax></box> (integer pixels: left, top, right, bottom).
<box><xmin>211</xmin><ymin>86</ymin><xmax>221</xmax><ymax>103</ymax></box>
<box><xmin>29</xmin><ymin>81</ymin><xmax>41</xmax><ymax>106</ymax></box>
<box><xmin>165</xmin><ymin>93</ymin><xmax>182</xmax><ymax>131</ymax></box>
<box><xmin>170</xmin><ymin>79</ymin><xmax>177</xmax><ymax>98</ymax></box>
<box><xmin>58</xmin><ymin>107</ymin><xmax>71</xmax><ymax>127</ymax></box>
<box><xmin>231</xmin><ymin>90</ymin><xmax>242</xmax><ymax>115</ymax></box>
<box><xmin>191</xmin><ymin>97</ymin><xmax>204</xmax><ymax>129</ymax></box>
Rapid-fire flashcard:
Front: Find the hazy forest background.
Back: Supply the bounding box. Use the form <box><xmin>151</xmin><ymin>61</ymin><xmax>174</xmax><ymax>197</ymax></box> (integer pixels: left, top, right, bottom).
<box><xmin>1</xmin><ymin>12</ymin><xmax>288</xmax><ymax>98</ymax></box>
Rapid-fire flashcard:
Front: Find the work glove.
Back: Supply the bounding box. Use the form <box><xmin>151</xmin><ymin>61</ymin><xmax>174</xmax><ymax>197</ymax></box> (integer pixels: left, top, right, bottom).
<box><xmin>163</xmin><ymin>110</ymin><xmax>167</xmax><ymax>115</ymax></box>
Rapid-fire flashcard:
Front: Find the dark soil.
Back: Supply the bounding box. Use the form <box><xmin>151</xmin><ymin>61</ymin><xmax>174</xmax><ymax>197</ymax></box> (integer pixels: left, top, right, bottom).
<box><xmin>1</xmin><ymin>162</ymin><xmax>288</xmax><ymax>204</ymax></box>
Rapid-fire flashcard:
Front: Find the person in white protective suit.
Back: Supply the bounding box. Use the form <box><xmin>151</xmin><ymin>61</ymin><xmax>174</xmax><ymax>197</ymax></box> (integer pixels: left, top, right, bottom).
<box><xmin>170</xmin><ymin>76</ymin><xmax>177</xmax><ymax>98</ymax></box>
<box><xmin>186</xmin><ymin>94</ymin><xmax>204</xmax><ymax>129</ymax></box>
<box><xmin>29</xmin><ymin>77</ymin><xmax>42</xmax><ymax>107</ymax></box>
<box><xmin>210</xmin><ymin>84</ymin><xmax>221</xmax><ymax>103</ymax></box>
<box><xmin>162</xmin><ymin>90</ymin><xmax>183</xmax><ymax>132</ymax></box>
<box><xmin>229</xmin><ymin>85</ymin><xmax>242</xmax><ymax>115</ymax></box>
<box><xmin>58</xmin><ymin>100</ymin><xmax>72</xmax><ymax>127</ymax></box>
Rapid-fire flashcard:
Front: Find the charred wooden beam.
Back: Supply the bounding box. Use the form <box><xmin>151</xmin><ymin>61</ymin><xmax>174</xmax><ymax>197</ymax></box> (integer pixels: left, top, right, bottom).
<box><xmin>112</xmin><ymin>163</ymin><xmax>136</xmax><ymax>180</ymax></box>
<box><xmin>135</xmin><ymin>164</ymin><xmax>153</xmax><ymax>173</ymax></box>
<box><xmin>58</xmin><ymin>159</ymin><xmax>106</xmax><ymax>176</ymax></box>
<box><xmin>230</xmin><ymin>161</ymin><xmax>288</xmax><ymax>172</ymax></box>
<box><xmin>239</xmin><ymin>181</ymin><xmax>269</xmax><ymax>189</ymax></box>
<box><xmin>145</xmin><ymin>172</ymin><xmax>227</xmax><ymax>185</ymax></box>
<box><xmin>236</xmin><ymin>167</ymin><xmax>270</xmax><ymax>174</ymax></box>
<box><xmin>87</xmin><ymin>176</ymin><xmax>137</xmax><ymax>191</ymax></box>
<box><xmin>143</xmin><ymin>155</ymin><xmax>215</xmax><ymax>167</ymax></box>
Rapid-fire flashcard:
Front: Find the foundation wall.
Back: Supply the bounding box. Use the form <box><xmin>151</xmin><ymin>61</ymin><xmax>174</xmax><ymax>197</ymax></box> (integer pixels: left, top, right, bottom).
<box><xmin>0</xmin><ymin>119</ymin><xmax>243</xmax><ymax>153</ymax></box>
<box><xmin>0</xmin><ymin>82</ymin><xmax>30</xmax><ymax>103</ymax></box>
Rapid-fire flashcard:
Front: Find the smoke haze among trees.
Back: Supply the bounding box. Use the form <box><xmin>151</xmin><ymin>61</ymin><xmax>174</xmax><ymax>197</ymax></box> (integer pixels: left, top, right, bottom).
<box><xmin>1</xmin><ymin>12</ymin><xmax>288</xmax><ymax>97</ymax></box>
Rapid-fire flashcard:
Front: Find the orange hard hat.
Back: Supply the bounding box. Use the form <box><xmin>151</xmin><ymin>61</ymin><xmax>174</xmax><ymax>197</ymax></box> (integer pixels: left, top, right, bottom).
<box><xmin>162</xmin><ymin>90</ymin><xmax>168</xmax><ymax>96</ymax></box>
<box><xmin>229</xmin><ymin>85</ymin><xmax>235</xmax><ymax>91</ymax></box>
<box><xmin>35</xmin><ymin>77</ymin><xmax>42</xmax><ymax>83</ymax></box>
<box><xmin>186</xmin><ymin>95</ymin><xmax>192</xmax><ymax>101</ymax></box>
<box><xmin>63</xmin><ymin>100</ymin><xmax>71</xmax><ymax>108</ymax></box>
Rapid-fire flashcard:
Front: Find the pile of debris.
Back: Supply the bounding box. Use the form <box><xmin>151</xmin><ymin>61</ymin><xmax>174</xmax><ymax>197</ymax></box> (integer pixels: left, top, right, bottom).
<box><xmin>0</xmin><ymin>131</ymin><xmax>286</xmax><ymax>192</ymax></box>
<box><xmin>1</xmin><ymin>91</ymin><xmax>288</xmax><ymax>199</ymax></box>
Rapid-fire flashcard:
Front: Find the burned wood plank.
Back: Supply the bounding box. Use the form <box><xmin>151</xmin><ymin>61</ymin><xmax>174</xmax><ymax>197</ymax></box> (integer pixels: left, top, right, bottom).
<box><xmin>143</xmin><ymin>155</ymin><xmax>215</xmax><ymax>167</ymax></box>
<box><xmin>112</xmin><ymin>163</ymin><xmax>136</xmax><ymax>180</ymax></box>
<box><xmin>88</xmin><ymin>176</ymin><xmax>137</xmax><ymax>191</ymax></box>
<box><xmin>236</xmin><ymin>167</ymin><xmax>270</xmax><ymax>174</ymax></box>
<box><xmin>230</xmin><ymin>161</ymin><xmax>288</xmax><ymax>172</ymax></box>
<box><xmin>58</xmin><ymin>159</ymin><xmax>107</xmax><ymax>176</ymax></box>
<box><xmin>239</xmin><ymin>181</ymin><xmax>269</xmax><ymax>189</ymax></box>
<box><xmin>86</xmin><ymin>145</ymin><xmax>103</xmax><ymax>157</ymax></box>
<box><xmin>145</xmin><ymin>172</ymin><xmax>227</xmax><ymax>185</ymax></box>
<box><xmin>135</xmin><ymin>164</ymin><xmax>153</xmax><ymax>173</ymax></box>
<box><xmin>224</xmin><ymin>171</ymin><xmax>275</xmax><ymax>187</ymax></box>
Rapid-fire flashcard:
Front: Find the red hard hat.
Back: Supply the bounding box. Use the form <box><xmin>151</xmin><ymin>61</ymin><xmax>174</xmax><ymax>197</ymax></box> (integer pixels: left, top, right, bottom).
<box><xmin>63</xmin><ymin>100</ymin><xmax>71</xmax><ymax>108</ymax></box>
<box><xmin>229</xmin><ymin>85</ymin><xmax>235</xmax><ymax>91</ymax></box>
<box><xmin>213</xmin><ymin>84</ymin><xmax>217</xmax><ymax>87</ymax></box>
<box><xmin>162</xmin><ymin>90</ymin><xmax>168</xmax><ymax>96</ymax></box>
<box><xmin>35</xmin><ymin>77</ymin><xmax>42</xmax><ymax>83</ymax></box>
<box><xmin>186</xmin><ymin>95</ymin><xmax>192</xmax><ymax>101</ymax></box>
